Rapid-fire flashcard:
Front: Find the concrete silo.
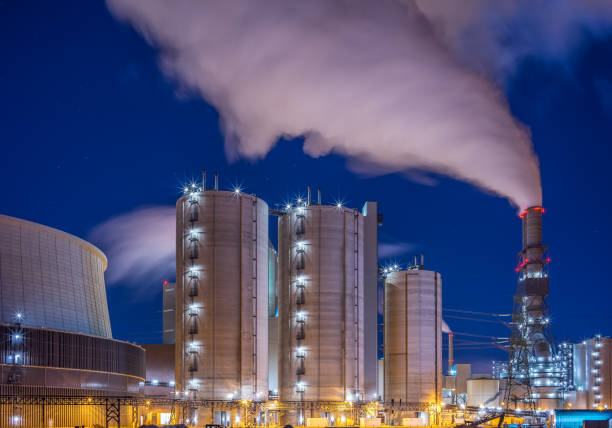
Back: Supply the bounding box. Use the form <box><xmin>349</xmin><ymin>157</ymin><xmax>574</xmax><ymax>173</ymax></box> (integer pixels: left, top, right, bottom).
<box><xmin>384</xmin><ymin>264</ymin><xmax>442</xmax><ymax>404</ymax></box>
<box><xmin>278</xmin><ymin>201</ymin><xmax>366</xmax><ymax>404</ymax></box>
<box><xmin>175</xmin><ymin>174</ymin><xmax>269</xmax><ymax>409</ymax></box>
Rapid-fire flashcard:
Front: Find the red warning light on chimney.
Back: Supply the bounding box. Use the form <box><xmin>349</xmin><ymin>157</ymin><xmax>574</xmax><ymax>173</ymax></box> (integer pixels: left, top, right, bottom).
<box><xmin>163</xmin><ymin>280</ymin><xmax>169</xmax><ymax>286</ymax></box>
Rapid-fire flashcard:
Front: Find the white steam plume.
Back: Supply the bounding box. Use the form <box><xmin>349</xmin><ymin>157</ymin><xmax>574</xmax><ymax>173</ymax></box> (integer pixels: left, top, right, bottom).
<box><xmin>90</xmin><ymin>206</ymin><xmax>175</xmax><ymax>287</ymax></box>
<box><xmin>378</xmin><ymin>241</ymin><xmax>416</xmax><ymax>258</ymax></box>
<box><xmin>416</xmin><ymin>0</ymin><xmax>612</xmax><ymax>80</ymax></box>
<box><xmin>107</xmin><ymin>0</ymin><xmax>542</xmax><ymax>208</ymax></box>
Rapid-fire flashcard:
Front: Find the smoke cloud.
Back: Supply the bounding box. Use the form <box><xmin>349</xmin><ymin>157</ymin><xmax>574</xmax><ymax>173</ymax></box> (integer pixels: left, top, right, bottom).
<box><xmin>378</xmin><ymin>241</ymin><xmax>417</xmax><ymax>258</ymax></box>
<box><xmin>90</xmin><ymin>206</ymin><xmax>175</xmax><ymax>288</ymax></box>
<box><xmin>107</xmin><ymin>0</ymin><xmax>542</xmax><ymax>209</ymax></box>
<box><xmin>416</xmin><ymin>0</ymin><xmax>612</xmax><ymax>80</ymax></box>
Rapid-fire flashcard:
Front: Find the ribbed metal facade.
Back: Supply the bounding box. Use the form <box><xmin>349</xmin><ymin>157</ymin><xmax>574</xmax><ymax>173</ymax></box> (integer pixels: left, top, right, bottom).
<box><xmin>175</xmin><ymin>189</ymin><xmax>269</xmax><ymax>401</ymax></box>
<box><xmin>278</xmin><ymin>204</ymin><xmax>365</xmax><ymax>402</ymax></box>
<box><xmin>0</xmin><ymin>323</ymin><xmax>145</xmax><ymax>381</ymax></box>
<box><xmin>384</xmin><ymin>269</ymin><xmax>442</xmax><ymax>403</ymax></box>
<box><xmin>0</xmin><ymin>324</ymin><xmax>145</xmax><ymax>427</ymax></box>
<box><xmin>0</xmin><ymin>214</ymin><xmax>112</xmax><ymax>338</ymax></box>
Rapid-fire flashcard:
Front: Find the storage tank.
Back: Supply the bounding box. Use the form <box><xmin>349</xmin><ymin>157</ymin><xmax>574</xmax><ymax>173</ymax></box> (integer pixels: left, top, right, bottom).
<box><xmin>278</xmin><ymin>202</ymin><xmax>365</xmax><ymax>402</ymax></box>
<box><xmin>175</xmin><ymin>178</ymin><xmax>268</xmax><ymax>403</ymax></box>
<box><xmin>384</xmin><ymin>267</ymin><xmax>442</xmax><ymax>403</ymax></box>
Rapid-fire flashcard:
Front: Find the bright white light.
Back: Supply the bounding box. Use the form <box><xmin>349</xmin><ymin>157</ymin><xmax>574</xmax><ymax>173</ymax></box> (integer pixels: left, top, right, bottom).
<box><xmin>286</xmin><ymin>204</ymin><xmax>291</xmax><ymax>210</ymax></box>
<box><xmin>14</xmin><ymin>335</ymin><xmax>20</xmax><ymax>340</ymax></box>
<box><xmin>15</xmin><ymin>312</ymin><xmax>22</xmax><ymax>320</ymax></box>
<box><xmin>296</xmin><ymin>241</ymin><xmax>305</xmax><ymax>250</ymax></box>
<box><xmin>297</xmin><ymin>198</ymin><xmax>302</xmax><ymax>203</ymax></box>
<box><xmin>169</xmin><ymin>381</ymin><xmax>175</xmax><ymax>387</ymax></box>
<box><xmin>227</xmin><ymin>393</ymin><xmax>234</xmax><ymax>399</ymax></box>
<box><xmin>233</xmin><ymin>186</ymin><xmax>242</xmax><ymax>194</ymax></box>
<box><xmin>337</xmin><ymin>203</ymin><xmax>342</xmax><ymax>208</ymax></box>
<box><xmin>184</xmin><ymin>187</ymin><xmax>189</xmax><ymax>192</ymax></box>
<box><xmin>152</xmin><ymin>379</ymin><xmax>159</xmax><ymax>385</ymax></box>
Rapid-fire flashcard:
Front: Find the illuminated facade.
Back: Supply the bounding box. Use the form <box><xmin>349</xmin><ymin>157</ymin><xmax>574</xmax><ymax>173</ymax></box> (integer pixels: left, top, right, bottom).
<box><xmin>0</xmin><ymin>214</ymin><xmax>112</xmax><ymax>337</ymax></box>
<box><xmin>572</xmin><ymin>336</ymin><xmax>611</xmax><ymax>410</ymax></box>
<box><xmin>0</xmin><ymin>215</ymin><xmax>145</xmax><ymax>427</ymax></box>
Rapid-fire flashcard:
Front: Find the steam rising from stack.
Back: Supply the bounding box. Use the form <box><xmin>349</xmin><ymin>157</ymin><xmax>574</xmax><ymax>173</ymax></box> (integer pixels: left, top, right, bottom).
<box><xmin>107</xmin><ymin>0</ymin><xmax>542</xmax><ymax>209</ymax></box>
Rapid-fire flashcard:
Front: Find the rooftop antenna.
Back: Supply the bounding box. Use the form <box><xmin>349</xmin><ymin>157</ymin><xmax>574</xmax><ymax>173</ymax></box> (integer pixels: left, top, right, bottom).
<box><xmin>317</xmin><ymin>188</ymin><xmax>321</xmax><ymax>205</ymax></box>
<box><xmin>202</xmin><ymin>169</ymin><xmax>206</xmax><ymax>190</ymax></box>
<box><xmin>214</xmin><ymin>172</ymin><xmax>219</xmax><ymax>191</ymax></box>
<box><xmin>307</xmin><ymin>186</ymin><xmax>311</xmax><ymax>206</ymax></box>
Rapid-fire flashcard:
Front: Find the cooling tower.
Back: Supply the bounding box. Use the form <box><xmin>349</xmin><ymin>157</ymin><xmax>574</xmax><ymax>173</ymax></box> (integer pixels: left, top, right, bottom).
<box><xmin>278</xmin><ymin>203</ymin><xmax>365</xmax><ymax>403</ymax></box>
<box><xmin>384</xmin><ymin>268</ymin><xmax>442</xmax><ymax>404</ymax></box>
<box><xmin>175</xmin><ymin>181</ymin><xmax>269</xmax><ymax>402</ymax></box>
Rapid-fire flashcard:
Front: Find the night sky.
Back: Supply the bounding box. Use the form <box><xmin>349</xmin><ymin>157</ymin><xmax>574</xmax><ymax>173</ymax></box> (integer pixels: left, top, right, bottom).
<box><xmin>2</xmin><ymin>2</ymin><xmax>611</xmax><ymax>373</ymax></box>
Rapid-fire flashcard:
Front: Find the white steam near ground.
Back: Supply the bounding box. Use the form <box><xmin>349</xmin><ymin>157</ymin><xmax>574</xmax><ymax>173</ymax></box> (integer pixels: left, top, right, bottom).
<box><xmin>98</xmin><ymin>0</ymin><xmax>612</xmax><ymax>286</ymax></box>
<box><xmin>90</xmin><ymin>206</ymin><xmax>175</xmax><ymax>288</ymax></box>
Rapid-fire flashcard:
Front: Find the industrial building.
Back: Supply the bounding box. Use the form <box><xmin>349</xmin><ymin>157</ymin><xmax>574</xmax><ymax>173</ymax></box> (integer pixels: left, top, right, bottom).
<box><xmin>0</xmin><ymin>214</ymin><xmax>145</xmax><ymax>427</ymax></box>
<box><xmin>174</xmin><ymin>172</ymin><xmax>269</xmax><ymax>423</ymax></box>
<box><xmin>0</xmin><ymin>214</ymin><xmax>112</xmax><ymax>337</ymax></box>
<box><xmin>568</xmin><ymin>335</ymin><xmax>611</xmax><ymax>409</ymax></box>
<box><xmin>275</xmin><ymin>191</ymin><xmax>379</xmax><ymax>424</ymax></box>
<box><xmin>3</xmin><ymin>173</ymin><xmax>611</xmax><ymax>427</ymax></box>
<box><xmin>383</xmin><ymin>260</ymin><xmax>442</xmax><ymax>406</ymax></box>
<box><xmin>278</xmin><ymin>198</ymin><xmax>365</xmax><ymax>403</ymax></box>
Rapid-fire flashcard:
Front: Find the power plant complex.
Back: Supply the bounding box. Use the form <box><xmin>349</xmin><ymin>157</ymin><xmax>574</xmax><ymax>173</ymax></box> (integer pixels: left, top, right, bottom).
<box><xmin>0</xmin><ymin>171</ymin><xmax>610</xmax><ymax>428</ymax></box>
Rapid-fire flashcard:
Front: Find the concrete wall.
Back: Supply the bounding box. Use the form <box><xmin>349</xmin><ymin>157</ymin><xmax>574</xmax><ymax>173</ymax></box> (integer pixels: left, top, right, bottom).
<box><xmin>384</xmin><ymin>269</ymin><xmax>442</xmax><ymax>403</ymax></box>
<box><xmin>467</xmin><ymin>378</ymin><xmax>500</xmax><ymax>407</ymax></box>
<box><xmin>0</xmin><ymin>214</ymin><xmax>111</xmax><ymax>338</ymax></box>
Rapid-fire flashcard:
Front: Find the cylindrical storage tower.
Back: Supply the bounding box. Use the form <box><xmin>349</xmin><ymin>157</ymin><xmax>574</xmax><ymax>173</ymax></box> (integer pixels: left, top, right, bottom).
<box><xmin>384</xmin><ymin>269</ymin><xmax>442</xmax><ymax>404</ymax></box>
<box><xmin>278</xmin><ymin>204</ymin><xmax>365</xmax><ymax>403</ymax></box>
<box><xmin>175</xmin><ymin>187</ymin><xmax>269</xmax><ymax>402</ymax></box>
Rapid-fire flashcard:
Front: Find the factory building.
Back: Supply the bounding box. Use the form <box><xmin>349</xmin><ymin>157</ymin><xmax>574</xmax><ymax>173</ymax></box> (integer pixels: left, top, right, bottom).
<box><xmin>571</xmin><ymin>336</ymin><xmax>612</xmax><ymax>410</ymax></box>
<box><xmin>175</xmin><ymin>173</ymin><xmax>269</xmax><ymax>414</ymax></box>
<box><xmin>0</xmin><ymin>214</ymin><xmax>145</xmax><ymax>427</ymax></box>
<box><xmin>383</xmin><ymin>260</ymin><xmax>442</xmax><ymax>405</ymax></box>
<box><xmin>278</xmin><ymin>199</ymin><xmax>367</xmax><ymax>404</ymax></box>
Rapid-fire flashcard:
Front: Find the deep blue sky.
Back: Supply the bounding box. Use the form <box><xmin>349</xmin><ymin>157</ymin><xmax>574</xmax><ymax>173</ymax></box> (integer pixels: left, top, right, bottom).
<box><xmin>1</xmin><ymin>2</ymin><xmax>611</xmax><ymax>372</ymax></box>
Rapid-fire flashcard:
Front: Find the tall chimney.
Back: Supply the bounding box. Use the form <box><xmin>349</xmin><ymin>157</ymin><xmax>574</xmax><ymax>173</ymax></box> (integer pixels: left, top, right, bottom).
<box><xmin>214</xmin><ymin>172</ymin><xmax>219</xmax><ymax>190</ymax></box>
<box><xmin>413</xmin><ymin>255</ymin><xmax>418</xmax><ymax>267</ymax></box>
<box><xmin>202</xmin><ymin>169</ymin><xmax>206</xmax><ymax>190</ymax></box>
<box><xmin>448</xmin><ymin>333</ymin><xmax>454</xmax><ymax>374</ymax></box>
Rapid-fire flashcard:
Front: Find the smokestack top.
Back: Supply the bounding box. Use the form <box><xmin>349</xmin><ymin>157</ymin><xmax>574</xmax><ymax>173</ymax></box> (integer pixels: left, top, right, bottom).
<box><xmin>519</xmin><ymin>205</ymin><xmax>545</xmax><ymax>219</ymax></box>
